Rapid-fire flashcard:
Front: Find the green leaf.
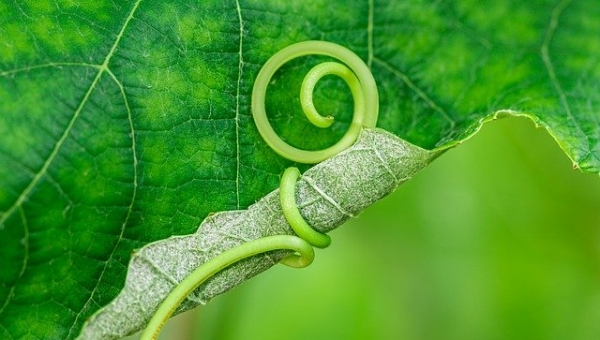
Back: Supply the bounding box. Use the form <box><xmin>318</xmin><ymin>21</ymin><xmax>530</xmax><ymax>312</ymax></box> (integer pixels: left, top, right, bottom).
<box><xmin>0</xmin><ymin>0</ymin><xmax>598</xmax><ymax>339</ymax></box>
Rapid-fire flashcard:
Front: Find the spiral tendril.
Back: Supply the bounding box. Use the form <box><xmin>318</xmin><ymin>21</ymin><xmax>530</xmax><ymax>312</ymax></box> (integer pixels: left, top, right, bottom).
<box><xmin>141</xmin><ymin>41</ymin><xmax>378</xmax><ymax>340</ymax></box>
<box><xmin>252</xmin><ymin>40</ymin><xmax>379</xmax><ymax>163</ymax></box>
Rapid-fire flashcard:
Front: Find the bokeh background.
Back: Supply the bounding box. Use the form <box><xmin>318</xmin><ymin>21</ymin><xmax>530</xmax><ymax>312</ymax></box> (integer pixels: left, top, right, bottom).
<box><xmin>131</xmin><ymin>117</ymin><xmax>600</xmax><ymax>339</ymax></box>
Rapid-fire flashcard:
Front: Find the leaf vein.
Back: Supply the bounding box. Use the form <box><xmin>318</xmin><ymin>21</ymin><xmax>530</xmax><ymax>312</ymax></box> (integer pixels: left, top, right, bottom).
<box><xmin>66</xmin><ymin>67</ymin><xmax>140</xmax><ymax>338</ymax></box>
<box><xmin>367</xmin><ymin>0</ymin><xmax>374</xmax><ymax>68</ymax></box>
<box><xmin>0</xmin><ymin>207</ymin><xmax>29</xmax><ymax>315</ymax></box>
<box><xmin>0</xmin><ymin>62</ymin><xmax>100</xmax><ymax>77</ymax></box>
<box><xmin>373</xmin><ymin>57</ymin><xmax>454</xmax><ymax>127</ymax></box>
<box><xmin>234</xmin><ymin>0</ymin><xmax>244</xmax><ymax>209</ymax></box>
<box><xmin>541</xmin><ymin>0</ymin><xmax>589</xmax><ymax>161</ymax></box>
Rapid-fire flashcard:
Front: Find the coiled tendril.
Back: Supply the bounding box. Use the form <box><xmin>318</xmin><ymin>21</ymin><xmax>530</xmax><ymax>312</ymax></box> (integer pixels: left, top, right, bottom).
<box><xmin>141</xmin><ymin>41</ymin><xmax>378</xmax><ymax>340</ymax></box>
<box><xmin>252</xmin><ymin>40</ymin><xmax>379</xmax><ymax>163</ymax></box>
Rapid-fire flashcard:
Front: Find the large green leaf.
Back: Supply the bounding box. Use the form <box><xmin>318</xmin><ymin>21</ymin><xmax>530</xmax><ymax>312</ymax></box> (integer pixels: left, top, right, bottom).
<box><xmin>0</xmin><ymin>0</ymin><xmax>598</xmax><ymax>339</ymax></box>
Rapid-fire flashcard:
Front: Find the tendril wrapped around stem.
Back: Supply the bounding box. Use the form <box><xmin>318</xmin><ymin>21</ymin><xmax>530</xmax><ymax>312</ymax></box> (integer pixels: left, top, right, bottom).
<box><xmin>252</xmin><ymin>40</ymin><xmax>379</xmax><ymax>163</ymax></box>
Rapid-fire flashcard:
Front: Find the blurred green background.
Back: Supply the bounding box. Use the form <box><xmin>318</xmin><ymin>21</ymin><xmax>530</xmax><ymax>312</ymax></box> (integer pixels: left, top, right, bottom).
<box><xmin>134</xmin><ymin>118</ymin><xmax>600</xmax><ymax>340</ymax></box>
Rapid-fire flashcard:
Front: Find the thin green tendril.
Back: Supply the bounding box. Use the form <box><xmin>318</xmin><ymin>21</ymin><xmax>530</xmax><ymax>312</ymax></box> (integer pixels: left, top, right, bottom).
<box><xmin>140</xmin><ymin>235</ymin><xmax>315</xmax><ymax>340</ymax></box>
<box><xmin>252</xmin><ymin>40</ymin><xmax>379</xmax><ymax>163</ymax></box>
<box><xmin>141</xmin><ymin>40</ymin><xmax>378</xmax><ymax>340</ymax></box>
<box><xmin>280</xmin><ymin>167</ymin><xmax>331</xmax><ymax>249</ymax></box>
